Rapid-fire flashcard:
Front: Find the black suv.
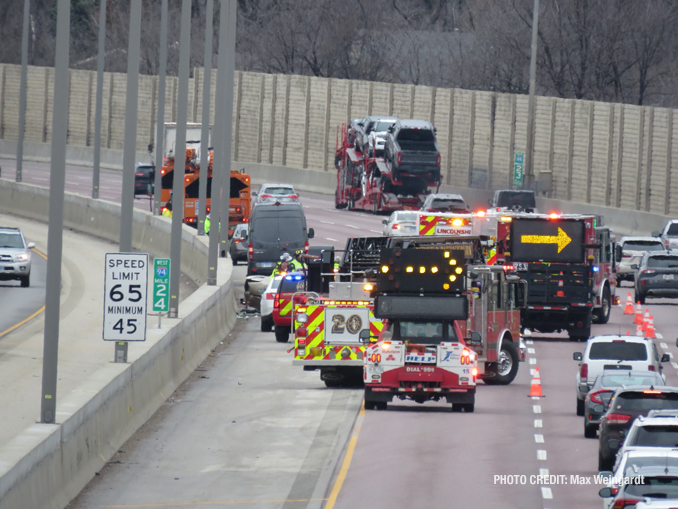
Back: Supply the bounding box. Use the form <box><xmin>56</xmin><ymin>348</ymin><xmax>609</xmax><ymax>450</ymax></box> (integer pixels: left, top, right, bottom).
<box><xmin>598</xmin><ymin>386</ymin><xmax>678</xmax><ymax>471</ymax></box>
<box><xmin>633</xmin><ymin>252</ymin><xmax>678</xmax><ymax>304</ymax></box>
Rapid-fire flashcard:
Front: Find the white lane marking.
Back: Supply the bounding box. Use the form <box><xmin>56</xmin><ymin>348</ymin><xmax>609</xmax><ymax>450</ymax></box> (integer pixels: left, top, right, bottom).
<box><xmin>541</xmin><ymin>487</ymin><xmax>553</xmax><ymax>499</ymax></box>
<box><xmin>661</xmin><ymin>343</ymin><xmax>668</xmax><ymax>349</ymax></box>
<box><xmin>535</xmin><ymin>434</ymin><xmax>544</xmax><ymax>443</ymax></box>
<box><xmin>533</xmin><ymin>405</ymin><xmax>542</xmax><ymax>414</ymax></box>
<box><xmin>325</xmin><ymin>238</ymin><xmax>338</xmax><ymax>242</ymax></box>
<box><xmin>530</xmin><ymin>368</ymin><xmax>535</xmax><ymax>375</ymax></box>
<box><xmin>346</xmin><ymin>225</ymin><xmax>360</xmax><ymax>229</ymax></box>
<box><xmin>534</xmin><ymin>419</ymin><xmax>542</xmax><ymax>428</ymax></box>
<box><xmin>669</xmin><ymin>352</ymin><xmax>674</xmax><ymax>359</ymax></box>
<box><xmin>529</xmin><ymin>357</ymin><xmax>537</xmax><ymax>365</ymax></box>
<box><xmin>527</xmin><ymin>347</ymin><xmax>535</xmax><ymax>354</ymax></box>
<box><xmin>657</xmin><ymin>333</ymin><xmax>664</xmax><ymax>340</ymax></box>
<box><xmin>319</xmin><ymin>220</ymin><xmax>334</xmax><ymax>225</ymax></box>
<box><xmin>32</xmin><ymin>177</ymin><xmax>49</xmax><ymax>181</ymax></box>
<box><xmin>672</xmin><ymin>362</ymin><xmax>678</xmax><ymax>370</ymax></box>
<box><xmin>76</xmin><ymin>175</ymin><xmax>90</xmax><ymax>180</ymax></box>
<box><xmin>539</xmin><ymin>468</ymin><xmax>549</xmax><ymax>476</ymax></box>
<box><xmin>537</xmin><ymin>450</ymin><xmax>547</xmax><ymax>460</ymax></box>
<box><xmin>525</xmin><ymin>339</ymin><xmax>533</xmax><ymax>345</ymax></box>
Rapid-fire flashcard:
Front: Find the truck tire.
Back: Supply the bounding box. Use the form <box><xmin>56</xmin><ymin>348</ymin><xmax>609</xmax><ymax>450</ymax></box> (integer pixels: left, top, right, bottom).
<box><xmin>364</xmin><ymin>399</ymin><xmax>376</xmax><ymax>410</ymax></box>
<box><xmin>376</xmin><ymin>402</ymin><xmax>387</xmax><ymax>410</ymax></box>
<box><xmin>491</xmin><ymin>340</ymin><xmax>519</xmax><ymax>385</ymax></box>
<box><xmin>275</xmin><ymin>326</ymin><xmax>290</xmax><ymax>343</ymax></box>
<box><xmin>463</xmin><ymin>403</ymin><xmax>475</xmax><ymax>413</ymax></box>
<box><xmin>451</xmin><ymin>404</ymin><xmax>463</xmax><ymax>412</ymax></box>
<box><xmin>584</xmin><ymin>422</ymin><xmax>597</xmax><ymax>439</ymax></box>
<box><xmin>335</xmin><ymin>191</ymin><xmax>347</xmax><ymax>210</ymax></box>
<box><xmin>20</xmin><ymin>273</ymin><xmax>30</xmax><ymax>288</ymax></box>
<box><xmin>592</xmin><ymin>286</ymin><xmax>611</xmax><ymax>324</ymax></box>
<box><xmin>260</xmin><ymin>315</ymin><xmax>274</xmax><ymax>332</ymax></box>
<box><xmin>635</xmin><ymin>291</ymin><xmax>646</xmax><ymax>305</ymax></box>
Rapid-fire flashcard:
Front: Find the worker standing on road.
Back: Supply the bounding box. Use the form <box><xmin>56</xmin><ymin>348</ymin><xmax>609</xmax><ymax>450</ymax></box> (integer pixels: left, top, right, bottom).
<box><xmin>291</xmin><ymin>250</ymin><xmax>306</xmax><ymax>273</ymax></box>
<box><xmin>162</xmin><ymin>202</ymin><xmax>172</xmax><ymax>218</ymax></box>
<box><xmin>272</xmin><ymin>253</ymin><xmax>293</xmax><ymax>277</ymax></box>
<box><xmin>204</xmin><ymin>213</ymin><xmax>211</xmax><ymax>234</ymax></box>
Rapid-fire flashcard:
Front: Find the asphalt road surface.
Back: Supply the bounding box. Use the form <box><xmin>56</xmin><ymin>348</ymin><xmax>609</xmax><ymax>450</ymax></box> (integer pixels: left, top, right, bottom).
<box><xmin>5</xmin><ymin>158</ymin><xmax>678</xmax><ymax>508</ymax></box>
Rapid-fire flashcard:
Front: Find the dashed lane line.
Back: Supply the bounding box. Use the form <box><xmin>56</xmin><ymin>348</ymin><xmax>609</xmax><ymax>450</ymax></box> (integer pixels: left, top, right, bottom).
<box><xmin>541</xmin><ymin>487</ymin><xmax>553</xmax><ymax>499</ymax></box>
<box><xmin>325</xmin><ymin>238</ymin><xmax>338</xmax><ymax>242</ymax></box>
<box><xmin>369</xmin><ymin>230</ymin><xmax>381</xmax><ymax>234</ymax></box>
<box><xmin>534</xmin><ymin>434</ymin><xmax>544</xmax><ymax>443</ymax></box>
<box><xmin>319</xmin><ymin>221</ymin><xmax>335</xmax><ymax>225</ymax></box>
<box><xmin>525</xmin><ymin>339</ymin><xmax>533</xmax><ymax>345</ymax></box>
<box><xmin>346</xmin><ymin>225</ymin><xmax>360</xmax><ymax>229</ymax></box>
<box><xmin>672</xmin><ymin>362</ymin><xmax>678</xmax><ymax>370</ymax></box>
<box><xmin>529</xmin><ymin>357</ymin><xmax>537</xmax><ymax>365</ymax></box>
<box><xmin>534</xmin><ymin>419</ymin><xmax>542</xmax><ymax>428</ymax></box>
<box><xmin>657</xmin><ymin>333</ymin><xmax>664</xmax><ymax>340</ymax></box>
<box><xmin>537</xmin><ymin>450</ymin><xmax>547</xmax><ymax>460</ymax></box>
<box><xmin>539</xmin><ymin>468</ymin><xmax>549</xmax><ymax>476</ymax></box>
<box><xmin>533</xmin><ymin>405</ymin><xmax>542</xmax><ymax>414</ymax></box>
<box><xmin>661</xmin><ymin>343</ymin><xmax>669</xmax><ymax>349</ymax></box>
<box><xmin>527</xmin><ymin>347</ymin><xmax>535</xmax><ymax>354</ymax></box>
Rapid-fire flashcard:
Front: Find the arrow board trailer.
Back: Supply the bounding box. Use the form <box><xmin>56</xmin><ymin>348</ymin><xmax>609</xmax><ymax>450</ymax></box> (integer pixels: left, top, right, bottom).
<box><xmin>103</xmin><ymin>253</ymin><xmax>149</xmax><ymax>341</ymax></box>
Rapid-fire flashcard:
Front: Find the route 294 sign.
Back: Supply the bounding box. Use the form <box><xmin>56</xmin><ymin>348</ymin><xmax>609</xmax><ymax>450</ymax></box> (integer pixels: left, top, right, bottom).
<box><xmin>103</xmin><ymin>253</ymin><xmax>149</xmax><ymax>341</ymax></box>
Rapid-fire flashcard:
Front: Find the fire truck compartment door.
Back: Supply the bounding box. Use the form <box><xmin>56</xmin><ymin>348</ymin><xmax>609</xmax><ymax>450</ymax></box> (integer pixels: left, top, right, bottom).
<box><xmin>324</xmin><ymin>306</ymin><xmax>370</xmax><ymax>345</ymax></box>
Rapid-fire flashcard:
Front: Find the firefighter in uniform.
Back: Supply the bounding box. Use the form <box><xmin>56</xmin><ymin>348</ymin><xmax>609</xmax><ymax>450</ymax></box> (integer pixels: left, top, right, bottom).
<box><xmin>272</xmin><ymin>253</ymin><xmax>293</xmax><ymax>277</ymax></box>
<box><xmin>290</xmin><ymin>250</ymin><xmax>306</xmax><ymax>273</ymax></box>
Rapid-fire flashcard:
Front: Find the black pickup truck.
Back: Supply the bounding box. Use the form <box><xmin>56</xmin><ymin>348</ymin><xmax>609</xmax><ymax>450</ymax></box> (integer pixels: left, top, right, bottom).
<box><xmin>384</xmin><ymin>119</ymin><xmax>440</xmax><ymax>178</ymax></box>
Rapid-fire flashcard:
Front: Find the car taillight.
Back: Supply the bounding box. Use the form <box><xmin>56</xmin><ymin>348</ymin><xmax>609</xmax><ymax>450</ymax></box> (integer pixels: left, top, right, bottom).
<box><xmin>304</xmin><ymin>241</ymin><xmax>309</xmax><ymax>254</ymax></box>
<box><xmin>589</xmin><ymin>390</ymin><xmax>608</xmax><ymax>404</ymax></box>
<box><xmin>580</xmin><ymin>363</ymin><xmax>588</xmax><ymax>382</ymax></box>
<box><xmin>396</xmin><ymin>152</ymin><xmax>401</xmax><ymax>165</ymax></box>
<box><xmin>643</xmin><ymin>389</ymin><xmax>662</xmax><ymax>393</ymax></box>
<box><xmin>666</xmin><ymin>239</ymin><xmax>670</xmax><ymax>249</ymax></box>
<box><xmin>648</xmin><ymin>365</ymin><xmax>655</xmax><ymax>371</ymax></box>
<box><xmin>436</xmin><ymin>153</ymin><xmax>441</xmax><ymax>166</ymax></box>
<box><xmin>248</xmin><ymin>242</ymin><xmax>253</xmax><ymax>261</ymax></box>
<box><xmin>613</xmin><ymin>498</ymin><xmax>639</xmax><ymax>508</ymax></box>
<box><xmin>289</xmin><ymin>194</ymin><xmax>298</xmax><ymax>200</ymax></box>
<box><xmin>274</xmin><ymin>298</ymin><xmax>280</xmax><ymax>309</ymax></box>
<box><xmin>266</xmin><ymin>293</ymin><xmax>275</xmax><ymax>300</ymax></box>
<box><xmin>392</xmin><ymin>223</ymin><xmax>400</xmax><ymax>229</ymax></box>
<box><xmin>260</xmin><ymin>194</ymin><xmax>272</xmax><ymax>199</ymax></box>
<box><xmin>606</xmin><ymin>413</ymin><xmax>632</xmax><ymax>424</ymax></box>
<box><xmin>234</xmin><ymin>239</ymin><xmax>240</xmax><ymax>244</ymax></box>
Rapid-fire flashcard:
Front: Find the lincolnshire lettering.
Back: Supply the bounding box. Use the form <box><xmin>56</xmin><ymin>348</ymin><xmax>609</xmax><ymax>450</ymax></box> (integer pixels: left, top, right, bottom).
<box><xmin>107</xmin><ymin>306</ymin><xmax>144</xmax><ymax>314</ymax></box>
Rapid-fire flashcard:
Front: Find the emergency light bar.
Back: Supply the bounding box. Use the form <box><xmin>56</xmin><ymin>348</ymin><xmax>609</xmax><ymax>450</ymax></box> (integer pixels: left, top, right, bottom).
<box><xmin>374</xmin><ymin>295</ymin><xmax>468</xmax><ymax>320</ymax></box>
<box><xmin>378</xmin><ymin>248</ymin><xmax>466</xmax><ymax>294</ymax></box>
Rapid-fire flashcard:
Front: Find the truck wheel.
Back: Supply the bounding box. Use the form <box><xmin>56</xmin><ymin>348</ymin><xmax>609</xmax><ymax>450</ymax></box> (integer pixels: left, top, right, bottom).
<box><xmin>275</xmin><ymin>326</ymin><xmax>290</xmax><ymax>343</ymax></box>
<box><xmin>364</xmin><ymin>399</ymin><xmax>376</xmax><ymax>410</ymax></box>
<box><xmin>576</xmin><ymin>398</ymin><xmax>585</xmax><ymax>416</ymax></box>
<box><xmin>598</xmin><ymin>452</ymin><xmax>613</xmax><ymax>472</ymax></box>
<box><xmin>493</xmin><ymin>340</ymin><xmax>519</xmax><ymax>385</ymax></box>
<box><xmin>260</xmin><ymin>315</ymin><xmax>273</xmax><ymax>332</ymax></box>
<box><xmin>584</xmin><ymin>422</ymin><xmax>597</xmax><ymax>439</ymax></box>
<box><xmin>451</xmin><ymin>404</ymin><xmax>463</xmax><ymax>412</ymax></box>
<box><xmin>335</xmin><ymin>191</ymin><xmax>347</xmax><ymax>210</ymax></box>
<box><xmin>20</xmin><ymin>274</ymin><xmax>30</xmax><ymax>288</ymax></box>
<box><xmin>376</xmin><ymin>401</ymin><xmax>387</xmax><ymax>410</ymax></box>
<box><xmin>592</xmin><ymin>287</ymin><xmax>611</xmax><ymax>324</ymax></box>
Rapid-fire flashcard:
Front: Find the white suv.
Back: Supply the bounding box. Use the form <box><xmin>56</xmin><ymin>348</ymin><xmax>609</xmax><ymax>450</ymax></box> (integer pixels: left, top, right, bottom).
<box><xmin>0</xmin><ymin>227</ymin><xmax>34</xmax><ymax>287</ymax></box>
<box><xmin>614</xmin><ymin>411</ymin><xmax>678</xmax><ymax>463</ymax></box>
<box><xmin>616</xmin><ymin>236</ymin><xmax>665</xmax><ymax>283</ymax></box>
<box><xmin>573</xmin><ymin>335</ymin><xmax>669</xmax><ymax>416</ymax></box>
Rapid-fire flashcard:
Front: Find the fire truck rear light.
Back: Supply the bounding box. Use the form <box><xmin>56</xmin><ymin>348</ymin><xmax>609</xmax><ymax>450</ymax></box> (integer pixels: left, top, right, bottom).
<box><xmin>381</xmin><ymin>342</ymin><xmax>390</xmax><ymax>350</ymax></box>
<box><xmin>500</xmin><ymin>216</ymin><xmax>512</xmax><ymax>222</ymax></box>
<box><xmin>431</xmin><ymin>267</ymin><xmax>438</xmax><ymax>273</ymax></box>
<box><xmin>419</xmin><ymin>267</ymin><xmax>426</xmax><ymax>274</ymax></box>
<box><xmin>363</xmin><ymin>283</ymin><xmax>374</xmax><ymax>291</ymax></box>
<box><xmin>371</xmin><ymin>353</ymin><xmax>381</xmax><ymax>363</ymax></box>
<box><xmin>472</xmin><ymin>368</ymin><xmax>478</xmax><ymax>377</ymax></box>
<box><xmin>298</xmin><ymin>348</ymin><xmax>306</xmax><ymax>356</ymax></box>
<box><xmin>476</xmin><ymin>210</ymin><xmax>486</xmax><ymax>217</ymax></box>
<box><xmin>452</xmin><ymin>218</ymin><xmax>462</xmax><ymax>226</ymax></box>
<box><xmin>297</xmin><ymin>338</ymin><xmax>306</xmax><ymax>346</ymax></box>
<box><xmin>296</xmin><ymin>328</ymin><xmax>307</xmax><ymax>337</ymax></box>
<box><xmin>549</xmin><ymin>212</ymin><xmax>559</xmax><ymax>219</ymax></box>
<box><xmin>381</xmin><ymin>265</ymin><xmax>389</xmax><ymax>273</ymax></box>
<box><xmin>449</xmin><ymin>275</ymin><xmax>457</xmax><ymax>282</ymax></box>
<box><xmin>310</xmin><ymin>347</ymin><xmax>323</xmax><ymax>357</ymax></box>
<box><xmin>296</xmin><ymin>313</ymin><xmax>308</xmax><ymax>323</ymax></box>
<box><xmin>274</xmin><ymin>299</ymin><xmax>280</xmax><ymax>309</ymax></box>
<box><xmin>406</xmin><ymin>266</ymin><xmax>413</xmax><ymax>273</ymax></box>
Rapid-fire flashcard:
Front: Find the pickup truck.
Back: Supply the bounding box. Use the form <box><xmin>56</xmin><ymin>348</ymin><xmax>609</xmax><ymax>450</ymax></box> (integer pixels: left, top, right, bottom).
<box><xmin>384</xmin><ymin>119</ymin><xmax>441</xmax><ymax>178</ymax></box>
<box><xmin>654</xmin><ymin>219</ymin><xmax>678</xmax><ymax>250</ymax></box>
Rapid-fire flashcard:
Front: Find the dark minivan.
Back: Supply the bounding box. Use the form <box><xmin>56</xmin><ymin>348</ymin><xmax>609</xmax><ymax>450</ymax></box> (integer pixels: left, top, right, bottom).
<box><xmin>247</xmin><ymin>203</ymin><xmax>314</xmax><ymax>276</ymax></box>
<box><xmin>134</xmin><ymin>163</ymin><xmax>155</xmax><ymax>196</ymax></box>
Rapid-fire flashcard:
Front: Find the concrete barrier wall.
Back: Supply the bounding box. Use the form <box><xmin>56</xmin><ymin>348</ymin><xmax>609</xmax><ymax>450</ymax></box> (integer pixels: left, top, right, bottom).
<box><xmin>0</xmin><ymin>180</ymin><xmax>238</xmax><ymax>509</ymax></box>
<box><xmin>2</xmin><ymin>63</ymin><xmax>678</xmax><ymax>215</ymax></box>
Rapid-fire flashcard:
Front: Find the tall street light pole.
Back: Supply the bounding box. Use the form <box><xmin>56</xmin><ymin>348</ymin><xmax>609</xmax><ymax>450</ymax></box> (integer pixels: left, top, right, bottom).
<box><xmin>525</xmin><ymin>0</ymin><xmax>540</xmax><ymax>190</ymax></box>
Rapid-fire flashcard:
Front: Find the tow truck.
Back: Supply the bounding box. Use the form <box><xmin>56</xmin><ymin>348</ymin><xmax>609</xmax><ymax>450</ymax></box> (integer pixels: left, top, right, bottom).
<box><xmin>494</xmin><ymin>213</ymin><xmax>617</xmax><ymax>340</ymax></box>
<box><xmin>362</xmin><ymin>247</ymin><xmax>478</xmax><ymax>411</ymax></box>
<box><xmin>333</xmin><ymin>123</ymin><xmax>439</xmax><ymax>213</ymax></box>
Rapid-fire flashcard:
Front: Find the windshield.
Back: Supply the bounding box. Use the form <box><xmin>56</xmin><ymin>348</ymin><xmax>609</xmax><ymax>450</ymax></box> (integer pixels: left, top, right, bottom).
<box><xmin>666</xmin><ymin>224</ymin><xmax>678</xmax><ymax>236</ymax></box>
<box><xmin>375</xmin><ymin>121</ymin><xmax>395</xmax><ymax>132</ymax></box>
<box><xmin>398</xmin><ymin>321</ymin><xmax>457</xmax><ymax>344</ymax></box>
<box><xmin>496</xmin><ymin>192</ymin><xmax>536</xmax><ymax>208</ymax></box>
<box><xmin>0</xmin><ymin>233</ymin><xmax>24</xmax><ymax>249</ymax></box>
<box><xmin>430</xmin><ymin>199</ymin><xmax>468</xmax><ymax>211</ymax></box>
<box><xmin>262</xmin><ymin>186</ymin><xmax>295</xmax><ymax>195</ymax></box>
<box><xmin>624</xmin><ymin>476</ymin><xmax>678</xmax><ymax>498</ymax></box>
<box><xmin>601</xmin><ymin>373</ymin><xmax>662</xmax><ymax>388</ymax></box>
<box><xmin>631</xmin><ymin>426</ymin><xmax>678</xmax><ymax>447</ymax></box>
<box><xmin>647</xmin><ymin>256</ymin><xmax>678</xmax><ymax>268</ymax></box>
<box><xmin>252</xmin><ymin>218</ymin><xmax>279</xmax><ymax>239</ymax></box>
<box><xmin>623</xmin><ymin>241</ymin><xmax>664</xmax><ymax>252</ymax></box>
<box><xmin>397</xmin><ymin>128</ymin><xmax>435</xmax><ymax>142</ymax></box>
<box><xmin>614</xmin><ymin>393</ymin><xmax>678</xmax><ymax>413</ymax></box>
<box><xmin>396</xmin><ymin>212</ymin><xmax>418</xmax><ymax>222</ymax></box>
<box><xmin>588</xmin><ymin>342</ymin><xmax>647</xmax><ymax>361</ymax></box>
<box><xmin>623</xmin><ymin>456</ymin><xmax>678</xmax><ymax>477</ymax></box>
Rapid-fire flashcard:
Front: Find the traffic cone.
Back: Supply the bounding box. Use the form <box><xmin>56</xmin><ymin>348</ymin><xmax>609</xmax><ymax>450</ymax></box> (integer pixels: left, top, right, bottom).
<box><xmin>636</xmin><ymin>323</ymin><xmax>644</xmax><ymax>336</ymax></box>
<box><xmin>624</xmin><ymin>293</ymin><xmax>634</xmax><ymax>315</ymax></box>
<box><xmin>642</xmin><ymin>309</ymin><xmax>651</xmax><ymax>333</ymax></box>
<box><xmin>528</xmin><ymin>367</ymin><xmax>544</xmax><ymax>398</ymax></box>
<box><xmin>646</xmin><ymin>316</ymin><xmax>656</xmax><ymax>339</ymax></box>
<box><xmin>634</xmin><ymin>302</ymin><xmax>644</xmax><ymax>324</ymax></box>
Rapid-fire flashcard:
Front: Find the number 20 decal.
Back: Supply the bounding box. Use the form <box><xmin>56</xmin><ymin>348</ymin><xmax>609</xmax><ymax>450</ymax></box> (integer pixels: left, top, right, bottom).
<box><xmin>331</xmin><ymin>313</ymin><xmax>363</xmax><ymax>334</ymax></box>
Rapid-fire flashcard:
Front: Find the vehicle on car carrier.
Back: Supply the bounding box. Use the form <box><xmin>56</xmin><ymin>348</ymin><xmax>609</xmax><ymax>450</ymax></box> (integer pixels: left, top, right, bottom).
<box><xmin>333</xmin><ymin>122</ymin><xmax>439</xmax><ymax>213</ymax></box>
<box><xmin>494</xmin><ymin>213</ymin><xmax>617</xmax><ymax>340</ymax></box>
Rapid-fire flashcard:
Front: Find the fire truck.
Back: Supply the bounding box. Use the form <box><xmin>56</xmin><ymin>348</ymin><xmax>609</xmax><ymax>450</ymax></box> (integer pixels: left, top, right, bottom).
<box><xmin>158</xmin><ymin>123</ymin><xmax>251</xmax><ymax>236</ymax></box>
<box><xmin>494</xmin><ymin>213</ymin><xmax>617</xmax><ymax>340</ymax></box>
<box><xmin>333</xmin><ymin>124</ymin><xmax>439</xmax><ymax>213</ymax></box>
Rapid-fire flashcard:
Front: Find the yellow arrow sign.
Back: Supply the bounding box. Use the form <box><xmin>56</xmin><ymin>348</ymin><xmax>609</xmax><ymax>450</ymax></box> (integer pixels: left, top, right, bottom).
<box><xmin>520</xmin><ymin>227</ymin><xmax>572</xmax><ymax>253</ymax></box>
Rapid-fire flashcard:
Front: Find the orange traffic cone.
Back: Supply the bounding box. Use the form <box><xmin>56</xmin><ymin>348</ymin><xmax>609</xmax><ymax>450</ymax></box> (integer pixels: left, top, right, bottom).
<box><xmin>634</xmin><ymin>302</ymin><xmax>644</xmax><ymax>324</ymax></box>
<box><xmin>529</xmin><ymin>367</ymin><xmax>544</xmax><ymax>398</ymax></box>
<box><xmin>636</xmin><ymin>323</ymin><xmax>644</xmax><ymax>336</ymax></box>
<box><xmin>646</xmin><ymin>316</ymin><xmax>656</xmax><ymax>339</ymax></box>
<box><xmin>642</xmin><ymin>309</ymin><xmax>651</xmax><ymax>333</ymax></box>
<box><xmin>624</xmin><ymin>293</ymin><xmax>634</xmax><ymax>315</ymax></box>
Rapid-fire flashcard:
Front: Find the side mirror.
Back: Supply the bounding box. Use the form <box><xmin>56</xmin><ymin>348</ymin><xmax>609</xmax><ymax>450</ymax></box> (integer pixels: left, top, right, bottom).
<box><xmin>387</xmin><ymin>125</ymin><xmax>395</xmax><ymax>133</ymax></box>
<box><xmin>607</xmin><ymin>439</ymin><xmax>620</xmax><ymax>451</ymax></box>
<box><xmin>630</xmin><ymin>264</ymin><xmax>638</xmax><ymax>270</ymax></box>
<box><xmin>382</xmin><ymin>219</ymin><xmax>388</xmax><ymax>225</ymax></box>
<box><xmin>599</xmin><ymin>471</ymin><xmax>613</xmax><ymax>478</ymax></box>
<box><xmin>582</xmin><ymin>385</ymin><xmax>590</xmax><ymax>393</ymax></box>
<box><xmin>27</xmin><ymin>242</ymin><xmax>36</xmax><ymax>249</ymax></box>
<box><xmin>652</xmin><ymin>230</ymin><xmax>661</xmax><ymax>237</ymax></box>
<box><xmin>661</xmin><ymin>353</ymin><xmax>671</xmax><ymax>363</ymax></box>
<box><xmin>615</xmin><ymin>245</ymin><xmax>622</xmax><ymax>262</ymax></box>
<box><xmin>359</xmin><ymin>329</ymin><xmax>371</xmax><ymax>343</ymax></box>
<box><xmin>252</xmin><ymin>192</ymin><xmax>258</xmax><ymax>197</ymax></box>
<box><xmin>598</xmin><ymin>488</ymin><xmax>612</xmax><ymax>498</ymax></box>
<box><xmin>487</xmin><ymin>198</ymin><xmax>493</xmax><ymax>206</ymax></box>
<box><xmin>469</xmin><ymin>331</ymin><xmax>482</xmax><ymax>346</ymax></box>
<box><xmin>573</xmin><ymin>352</ymin><xmax>583</xmax><ymax>361</ymax></box>
<box><xmin>308</xmin><ymin>228</ymin><xmax>315</xmax><ymax>239</ymax></box>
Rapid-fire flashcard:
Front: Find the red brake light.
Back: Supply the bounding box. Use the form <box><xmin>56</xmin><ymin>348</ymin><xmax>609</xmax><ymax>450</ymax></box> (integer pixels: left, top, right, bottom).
<box><xmin>580</xmin><ymin>363</ymin><xmax>588</xmax><ymax>382</ymax></box>
<box><xmin>260</xmin><ymin>194</ymin><xmax>272</xmax><ymax>199</ymax></box>
<box><xmin>643</xmin><ymin>390</ymin><xmax>662</xmax><ymax>394</ymax></box>
<box><xmin>612</xmin><ymin>498</ymin><xmax>639</xmax><ymax>509</ymax></box>
<box><xmin>606</xmin><ymin>413</ymin><xmax>632</xmax><ymax>425</ymax></box>
<box><xmin>289</xmin><ymin>194</ymin><xmax>298</xmax><ymax>200</ymax></box>
<box><xmin>589</xmin><ymin>390</ymin><xmax>609</xmax><ymax>404</ymax></box>
<box><xmin>234</xmin><ymin>239</ymin><xmax>240</xmax><ymax>244</ymax></box>
<box><xmin>305</xmin><ymin>241</ymin><xmax>309</xmax><ymax>254</ymax></box>
<box><xmin>274</xmin><ymin>298</ymin><xmax>280</xmax><ymax>309</ymax></box>
<box><xmin>549</xmin><ymin>212</ymin><xmax>559</xmax><ymax>219</ymax></box>
<box><xmin>396</xmin><ymin>152</ymin><xmax>401</xmax><ymax>165</ymax></box>
<box><xmin>648</xmin><ymin>365</ymin><xmax>656</xmax><ymax>371</ymax></box>
<box><xmin>436</xmin><ymin>153</ymin><xmax>441</xmax><ymax>166</ymax></box>
<box><xmin>248</xmin><ymin>242</ymin><xmax>253</xmax><ymax>261</ymax></box>
<box><xmin>392</xmin><ymin>223</ymin><xmax>400</xmax><ymax>229</ymax></box>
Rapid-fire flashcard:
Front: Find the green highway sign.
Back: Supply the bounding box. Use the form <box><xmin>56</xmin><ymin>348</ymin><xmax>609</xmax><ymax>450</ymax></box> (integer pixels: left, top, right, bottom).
<box><xmin>513</xmin><ymin>151</ymin><xmax>524</xmax><ymax>188</ymax></box>
<box><xmin>152</xmin><ymin>258</ymin><xmax>170</xmax><ymax>312</ymax></box>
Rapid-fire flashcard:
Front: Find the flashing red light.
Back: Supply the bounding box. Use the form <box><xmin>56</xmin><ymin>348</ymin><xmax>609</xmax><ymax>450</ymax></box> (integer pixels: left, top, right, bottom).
<box><xmin>580</xmin><ymin>363</ymin><xmax>588</xmax><ymax>382</ymax></box>
<box><xmin>274</xmin><ymin>298</ymin><xmax>280</xmax><ymax>309</ymax></box>
<box><xmin>392</xmin><ymin>223</ymin><xmax>401</xmax><ymax>230</ymax></box>
<box><xmin>549</xmin><ymin>212</ymin><xmax>559</xmax><ymax>219</ymax></box>
<box><xmin>606</xmin><ymin>413</ymin><xmax>631</xmax><ymax>425</ymax></box>
<box><xmin>472</xmin><ymin>367</ymin><xmax>478</xmax><ymax>377</ymax></box>
<box><xmin>476</xmin><ymin>210</ymin><xmax>486</xmax><ymax>217</ymax></box>
<box><xmin>245</xmin><ymin>177</ymin><xmax>249</xmax><ymax>182</ymax></box>
<box><xmin>161</xmin><ymin>169</ymin><xmax>166</xmax><ymax>175</ymax></box>
<box><xmin>370</xmin><ymin>353</ymin><xmax>381</xmax><ymax>363</ymax></box>
<box><xmin>243</xmin><ymin>217</ymin><xmax>249</xmax><ymax>223</ymax></box>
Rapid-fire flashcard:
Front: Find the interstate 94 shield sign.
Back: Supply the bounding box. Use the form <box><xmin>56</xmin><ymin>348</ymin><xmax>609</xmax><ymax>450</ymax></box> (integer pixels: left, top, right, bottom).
<box><xmin>510</xmin><ymin>218</ymin><xmax>585</xmax><ymax>263</ymax></box>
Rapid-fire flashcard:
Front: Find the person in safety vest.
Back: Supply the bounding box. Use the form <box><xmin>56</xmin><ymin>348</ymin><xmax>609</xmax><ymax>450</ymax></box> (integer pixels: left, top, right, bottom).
<box><xmin>272</xmin><ymin>253</ymin><xmax>293</xmax><ymax>277</ymax></box>
<box><xmin>162</xmin><ymin>201</ymin><xmax>172</xmax><ymax>218</ymax></box>
<box><xmin>333</xmin><ymin>257</ymin><xmax>341</xmax><ymax>273</ymax></box>
<box><xmin>290</xmin><ymin>250</ymin><xmax>306</xmax><ymax>272</ymax></box>
<box><xmin>204</xmin><ymin>213</ymin><xmax>211</xmax><ymax>234</ymax></box>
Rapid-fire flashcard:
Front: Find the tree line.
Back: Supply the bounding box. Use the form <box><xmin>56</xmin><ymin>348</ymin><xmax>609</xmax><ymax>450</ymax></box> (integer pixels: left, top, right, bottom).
<box><xmin>1</xmin><ymin>0</ymin><xmax>677</xmax><ymax>107</ymax></box>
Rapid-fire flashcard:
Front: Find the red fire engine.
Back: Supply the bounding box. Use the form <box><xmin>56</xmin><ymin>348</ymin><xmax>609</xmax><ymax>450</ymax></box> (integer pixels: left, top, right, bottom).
<box><xmin>333</xmin><ymin>124</ymin><xmax>439</xmax><ymax>213</ymax></box>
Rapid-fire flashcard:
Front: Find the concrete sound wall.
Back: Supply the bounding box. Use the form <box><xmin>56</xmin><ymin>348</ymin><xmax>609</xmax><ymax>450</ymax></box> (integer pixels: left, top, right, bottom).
<box><xmin>0</xmin><ymin>180</ymin><xmax>239</xmax><ymax>509</ymax></box>
<box><xmin>2</xmin><ymin>64</ymin><xmax>678</xmax><ymax>215</ymax></box>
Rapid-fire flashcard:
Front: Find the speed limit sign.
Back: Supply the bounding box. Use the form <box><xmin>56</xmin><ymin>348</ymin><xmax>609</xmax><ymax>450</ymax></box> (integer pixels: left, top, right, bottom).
<box><xmin>103</xmin><ymin>253</ymin><xmax>149</xmax><ymax>341</ymax></box>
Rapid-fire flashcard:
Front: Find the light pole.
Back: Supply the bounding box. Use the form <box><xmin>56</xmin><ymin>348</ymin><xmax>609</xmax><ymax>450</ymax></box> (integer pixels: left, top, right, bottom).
<box><xmin>524</xmin><ymin>0</ymin><xmax>540</xmax><ymax>190</ymax></box>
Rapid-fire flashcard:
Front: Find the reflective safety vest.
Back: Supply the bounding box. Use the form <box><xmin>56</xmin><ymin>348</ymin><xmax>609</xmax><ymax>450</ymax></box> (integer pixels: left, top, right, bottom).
<box><xmin>162</xmin><ymin>208</ymin><xmax>172</xmax><ymax>218</ymax></box>
<box><xmin>204</xmin><ymin>216</ymin><xmax>210</xmax><ymax>234</ymax></box>
<box><xmin>290</xmin><ymin>259</ymin><xmax>305</xmax><ymax>272</ymax></box>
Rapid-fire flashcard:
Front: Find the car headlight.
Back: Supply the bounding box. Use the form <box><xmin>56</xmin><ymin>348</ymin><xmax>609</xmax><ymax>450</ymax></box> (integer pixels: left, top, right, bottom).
<box><xmin>14</xmin><ymin>253</ymin><xmax>29</xmax><ymax>262</ymax></box>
